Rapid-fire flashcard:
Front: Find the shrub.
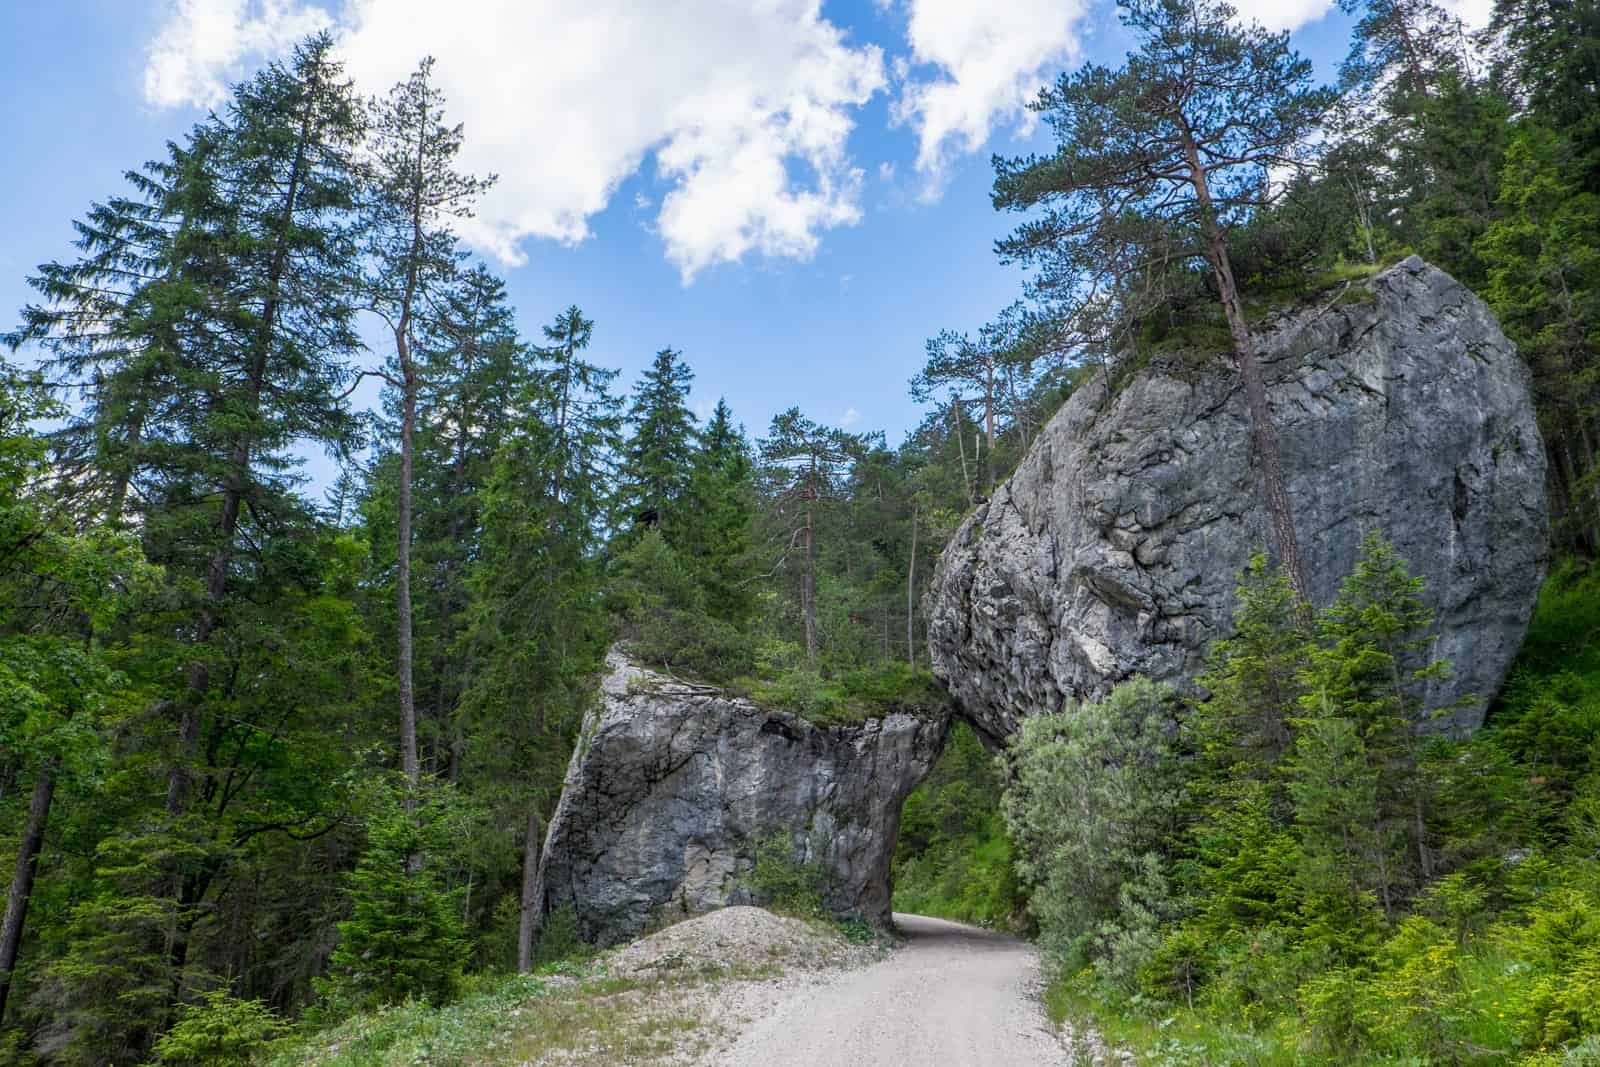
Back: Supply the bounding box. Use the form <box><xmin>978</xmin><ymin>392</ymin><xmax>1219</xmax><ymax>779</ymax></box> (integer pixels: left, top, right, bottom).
<box><xmin>145</xmin><ymin>990</ymin><xmax>288</xmax><ymax>1067</ymax></box>
<box><xmin>742</xmin><ymin>832</ymin><xmax>827</xmax><ymax>919</ymax></box>
<box><xmin>1002</xmin><ymin>676</ymin><xmax>1181</xmax><ymax>970</ymax></box>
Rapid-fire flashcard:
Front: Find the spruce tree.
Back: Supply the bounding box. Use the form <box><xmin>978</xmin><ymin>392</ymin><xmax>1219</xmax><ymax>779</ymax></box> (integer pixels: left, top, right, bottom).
<box><xmin>617</xmin><ymin>347</ymin><xmax>698</xmax><ymax>542</ymax></box>
<box><xmin>679</xmin><ymin>399</ymin><xmax>757</xmax><ymax>625</ymax></box>
<box><xmin>458</xmin><ymin>304</ymin><xmax>618</xmax><ymax>971</ymax></box>
<box><xmin>408</xmin><ymin>263</ymin><xmax>530</xmax><ymax>777</ymax></box>
<box><xmin>1293</xmin><ymin>533</ymin><xmax>1447</xmax><ymax>916</ymax></box>
<box><xmin>317</xmin><ymin>787</ymin><xmax>467</xmax><ymax>1010</ymax></box>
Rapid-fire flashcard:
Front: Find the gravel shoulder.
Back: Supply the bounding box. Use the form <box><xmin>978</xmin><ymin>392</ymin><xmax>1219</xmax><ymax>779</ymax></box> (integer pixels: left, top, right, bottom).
<box><xmin>714</xmin><ymin>912</ymin><xmax>1070</xmax><ymax>1067</ymax></box>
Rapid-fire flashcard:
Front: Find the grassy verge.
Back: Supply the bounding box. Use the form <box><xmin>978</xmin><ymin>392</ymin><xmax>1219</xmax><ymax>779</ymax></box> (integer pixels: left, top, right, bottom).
<box><xmin>255</xmin><ymin>967</ymin><xmax>708</xmax><ymax>1067</ymax></box>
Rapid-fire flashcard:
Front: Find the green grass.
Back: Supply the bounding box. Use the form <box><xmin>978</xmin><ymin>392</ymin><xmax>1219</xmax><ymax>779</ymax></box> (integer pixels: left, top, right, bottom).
<box><xmin>258</xmin><ymin>965</ymin><xmax>718</xmax><ymax>1067</ymax></box>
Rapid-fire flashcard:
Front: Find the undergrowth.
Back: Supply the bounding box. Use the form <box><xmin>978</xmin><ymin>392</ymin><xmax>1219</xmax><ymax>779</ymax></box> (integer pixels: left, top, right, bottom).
<box><xmin>1026</xmin><ymin>558</ymin><xmax>1600</xmax><ymax>1065</ymax></box>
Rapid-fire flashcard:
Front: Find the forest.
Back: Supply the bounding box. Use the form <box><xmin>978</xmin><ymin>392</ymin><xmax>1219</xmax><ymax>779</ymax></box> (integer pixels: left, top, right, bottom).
<box><xmin>1</xmin><ymin>0</ymin><xmax>1598</xmax><ymax>1062</ymax></box>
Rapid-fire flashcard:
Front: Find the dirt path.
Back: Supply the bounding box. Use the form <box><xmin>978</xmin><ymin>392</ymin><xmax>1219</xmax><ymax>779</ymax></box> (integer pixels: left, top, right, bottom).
<box><xmin>719</xmin><ymin>913</ymin><xmax>1069</xmax><ymax>1066</ymax></box>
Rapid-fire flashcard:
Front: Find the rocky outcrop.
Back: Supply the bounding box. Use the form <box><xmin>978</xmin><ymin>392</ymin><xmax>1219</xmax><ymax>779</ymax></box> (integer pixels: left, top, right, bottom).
<box><xmin>929</xmin><ymin>257</ymin><xmax>1547</xmax><ymax>741</ymax></box>
<box><xmin>536</xmin><ymin>653</ymin><xmax>950</xmax><ymax>946</ymax></box>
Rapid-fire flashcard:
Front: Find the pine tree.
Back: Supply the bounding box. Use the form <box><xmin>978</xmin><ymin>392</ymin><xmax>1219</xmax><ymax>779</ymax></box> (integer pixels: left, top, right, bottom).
<box><xmin>1478</xmin><ymin>125</ymin><xmax>1600</xmax><ymax>548</ymax></box>
<box><xmin>364</xmin><ymin>56</ymin><xmax>493</xmax><ymax>795</ymax></box>
<box><xmin>757</xmin><ymin>409</ymin><xmax>864</xmax><ymax>661</ymax></box>
<box><xmin>1191</xmin><ymin>554</ymin><xmax>1313</xmax><ymax>782</ymax></box>
<box><xmin>457</xmin><ymin>305</ymin><xmax>618</xmax><ymax>972</ymax></box>
<box><xmin>1293</xmin><ymin>532</ymin><xmax>1447</xmax><ymax>916</ymax></box>
<box><xmin>910</xmin><ymin>304</ymin><xmax>1039</xmax><ymax>496</ymax></box>
<box><xmin>317</xmin><ymin>786</ymin><xmax>467</xmax><ymax>1010</ymax></box>
<box><xmin>406</xmin><ymin>263</ymin><xmax>530</xmax><ymax>778</ymax></box>
<box><xmin>993</xmin><ymin>0</ymin><xmax>1335</xmax><ymax>606</ymax></box>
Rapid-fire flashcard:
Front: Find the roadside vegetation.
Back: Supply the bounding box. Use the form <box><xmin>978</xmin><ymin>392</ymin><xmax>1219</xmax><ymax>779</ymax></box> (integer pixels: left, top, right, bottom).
<box><xmin>1004</xmin><ymin>548</ymin><xmax>1600</xmax><ymax>1065</ymax></box>
<box><xmin>891</xmin><ymin>723</ymin><xmax>1028</xmax><ymax>931</ymax></box>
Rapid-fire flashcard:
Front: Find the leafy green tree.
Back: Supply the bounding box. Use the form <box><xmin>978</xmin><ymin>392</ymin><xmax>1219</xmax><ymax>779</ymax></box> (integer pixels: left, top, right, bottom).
<box><xmin>1002</xmin><ymin>677</ymin><xmax>1181</xmax><ymax>972</ymax></box>
<box><xmin>0</xmin><ymin>366</ymin><xmax>156</xmax><ymax>1026</ymax></box>
<box><xmin>993</xmin><ymin>0</ymin><xmax>1335</xmax><ymax>604</ymax></box>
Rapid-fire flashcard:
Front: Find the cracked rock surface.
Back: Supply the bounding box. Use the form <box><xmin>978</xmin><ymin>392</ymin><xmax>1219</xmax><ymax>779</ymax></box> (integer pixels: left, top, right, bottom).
<box><xmin>928</xmin><ymin>257</ymin><xmax>1547</xmax><ymax>741</ymax></box>
<box><xmin>536</xmin><ymin>652</ymin><xmax>950</xmax><ymax>945</ymax></box>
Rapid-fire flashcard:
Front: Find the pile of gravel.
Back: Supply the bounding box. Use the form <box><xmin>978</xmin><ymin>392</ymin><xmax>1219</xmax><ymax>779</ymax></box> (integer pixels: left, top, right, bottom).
<box><xmin>605</xmin><ymin>906</ymin><xmax>877</xmax><ymax>981</ymax></box>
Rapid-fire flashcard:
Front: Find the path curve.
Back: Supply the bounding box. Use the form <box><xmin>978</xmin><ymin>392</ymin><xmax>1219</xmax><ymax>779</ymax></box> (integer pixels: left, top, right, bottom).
<box><xmin>722</xmin><ymin>913</ymin><xmax>1068</xmax><ymax>1066</ymax></box>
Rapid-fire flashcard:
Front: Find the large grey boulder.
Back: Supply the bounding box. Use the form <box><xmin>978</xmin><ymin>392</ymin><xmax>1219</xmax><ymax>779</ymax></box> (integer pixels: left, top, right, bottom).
<box><xmin>537</xmin><ymin>652</ymin><xmax>950</xmax><ymax>945</ymax></box>
<box><xmin>929</xmin><ymin>257</ymin><xmax>1547</xmax><ymax>741</ymax></box>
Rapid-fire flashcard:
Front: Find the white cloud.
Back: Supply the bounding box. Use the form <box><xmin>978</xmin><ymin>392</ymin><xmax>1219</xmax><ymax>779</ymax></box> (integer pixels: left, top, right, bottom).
<box><xmin>1230</xmin><ymin>0</ymin><xmax>1335</xmax><ymax>32</ymax></box>
<box><xmin>144</xmin><ymin>0</ymin><xmax>333</xmax><ymax>108</ymax></box>
<box><xmin>1231</xmin><ymin>0</ymin><xmax>1490</xmax><ymax>34</ymax></box>
<box><xmin>143</xmin><ymin>0</ymin><xmax>885</xmax><ymax>282</ymax></box>
<box><xmin>839</xmin><ymin>406</ymin><xmax>861</xmax><ymax>427</ymax></box>
<box><xmin>892</xmin><ymin>0</ymin><xmax>1089</xmax><ymax>185</ymax></box>
<box><xmin>1441</xmin><ymin>0</ymin><xmax>1494</xmax><ymax>28</ymax></box>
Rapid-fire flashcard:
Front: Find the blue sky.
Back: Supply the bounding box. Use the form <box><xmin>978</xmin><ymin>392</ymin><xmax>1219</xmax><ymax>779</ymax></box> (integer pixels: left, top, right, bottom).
<box><xmin>0</xmin><ymin>0</ymin><xmax>1413</xmax><ymax>490</ymax></box>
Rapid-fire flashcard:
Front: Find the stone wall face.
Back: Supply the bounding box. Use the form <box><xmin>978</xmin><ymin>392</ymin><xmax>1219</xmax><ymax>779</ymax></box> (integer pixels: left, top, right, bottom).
<box><xmin>929</xmin><ymin>257</ymin><xmax>1548</xmax><ymax>742</ymax></box>
<box><xmin>536</xmin><ymin>653</ymin><xmax>950</xmax><ymax>945</ymax></box>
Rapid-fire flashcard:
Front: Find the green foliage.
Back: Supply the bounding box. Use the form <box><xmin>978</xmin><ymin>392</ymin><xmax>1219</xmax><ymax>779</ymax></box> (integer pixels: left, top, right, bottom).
<box><xmin>735</xmin><ymin>657</ymin><xmax>948</xmax><ymax>725</ymax></box>
<box><xmin>315</xmin><ymin>785</ymin><xmax>470</xmax><ymax>1014</ymax></box>
<box><xmin>5</xmin><ymin>0</ymin><xmax>1600</xmax><ymax>1059</ymax></box>
<box><xmin>607</xmin><ymin>529</ymin><xmax>753</xmax><ymax>682</ymax></box>
<box><xmin>1003</xmin><ymin>676</ymin><xmax>1181</xmax><ymax>972</ymax></box>
<box><xmin>1026</xmin><ymin>550</ymin><xmax>1600</xmax><ymax>1063</ymax></box>
<box><xmin>893</xmin><ymin>722</ymin><xmax>1027</xmax><ymax>930</ymax></box>
<box><xmin>146</xmin><ymin>990</ymin><xmax>289</xmax><ymax>1066</ymax></box>
<box><xmin>741</xmin><ymin>834</ymin><xmax>827</xmax><ymax>920</ymax></box>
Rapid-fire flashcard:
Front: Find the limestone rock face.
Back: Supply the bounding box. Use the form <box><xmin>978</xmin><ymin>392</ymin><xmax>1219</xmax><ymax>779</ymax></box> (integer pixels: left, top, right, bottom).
<box><xmin>929</xmin><ymin>257</ymin><xmax>1548</xmax><ymax>741</ymax></box>
<box><xmin>537</xmin><ymin>653</ymin><xmax>950</xmax><ymax>946</ymax></box>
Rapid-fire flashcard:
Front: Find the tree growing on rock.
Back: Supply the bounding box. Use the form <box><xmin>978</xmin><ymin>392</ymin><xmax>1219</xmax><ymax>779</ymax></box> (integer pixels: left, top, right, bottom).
<box><xmin>758</xmin><ymin>409</ymin><xmax>864</xmax><ymax>661</ymax></box>
<box><xmin>911</xmin><ymin>303</ymin><xmax>1041</xmax><ymax>496</ymax></box>
<box><xmin>993</xmin><ymin>0</ymin><xmax>1335</xmax><ymax>606</ymax></box>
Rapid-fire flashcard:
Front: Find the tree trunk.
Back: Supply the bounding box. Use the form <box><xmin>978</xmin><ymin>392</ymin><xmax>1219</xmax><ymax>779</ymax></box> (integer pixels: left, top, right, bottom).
<box><xmin>951</xmin><ymin>399</ymin><xmax>973</xmax><ymax>507</ymax></box>
<box><xmin>1182</xmin><ymin>132</ymin><xmax>1310</xmax><ymax>610</ymax></box>
<box><xmin>397</xmin><ymin>341</ymin><xmax>419</xmax><ymax>794</ymax></box>
<box><xmin>518</xmin><ymin>807</ymin><xmax>543</xmax><ymax>973</ymax></box>
<box><xmin>906</xmin><ymin>499</ymin><xmax>918</xmax><ymax>669</ymax></box>
<box><xmin>984</xmin><ymin>358</ymin><xmax>997</xmax><ymax>494</ymax></box>
<box><xmin>802</xmin><ymin>498</ymin><xmax>817</xmax><ymax>660</ymax></box>
<box><xmin>396</xmin><ymin>78</ymin><xmax>430</xmax><ymax>803</ymax></box>
<box><xmin>0</xmin><ymin>758</ymin><xmax>57</xmax><ymax>1024</ymax></box>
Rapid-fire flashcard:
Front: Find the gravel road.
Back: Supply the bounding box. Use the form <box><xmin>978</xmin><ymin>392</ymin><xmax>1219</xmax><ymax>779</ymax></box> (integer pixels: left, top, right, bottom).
<box><xmin>720</xmin><ymin>913</ymin><xmax>1070</xmax><ymax>1066</ymax></box>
